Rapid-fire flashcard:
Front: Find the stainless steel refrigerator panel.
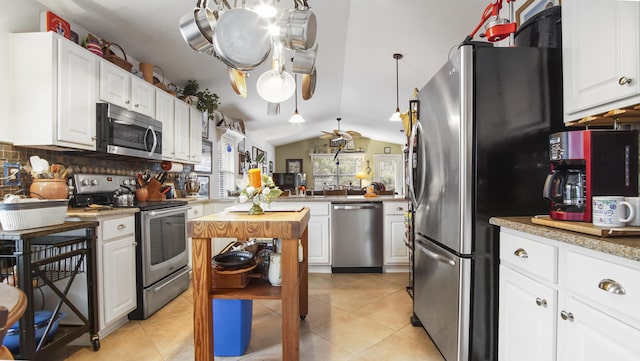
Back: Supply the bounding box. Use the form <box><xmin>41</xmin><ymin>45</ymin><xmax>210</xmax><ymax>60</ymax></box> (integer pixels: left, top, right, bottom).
<box><xmin>414</xmin><ymin>46</ymin><xmax>474</xmax><ymax>255</ymax></box>
<box><xmin>414</xmin><ymin>237</ymin><xmax>471</xmax><ymax>361</ymax></box>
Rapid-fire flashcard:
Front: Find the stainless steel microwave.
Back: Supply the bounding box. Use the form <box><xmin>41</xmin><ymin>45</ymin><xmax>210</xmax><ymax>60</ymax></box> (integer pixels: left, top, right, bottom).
<box><xmin>96</xmin><ymin>103</ymin><xmax>162</xmax><ymax>160</ymax></box>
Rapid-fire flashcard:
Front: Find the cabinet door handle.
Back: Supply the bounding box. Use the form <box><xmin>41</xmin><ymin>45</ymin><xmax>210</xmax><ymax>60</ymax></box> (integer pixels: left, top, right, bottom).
<box><xmin>598</xmin><ymin>279</ymin><xmax>626</xmax><ymax>295</ymax></box>
<box><xmin>535</xmin><ymin>297</ymin><xmax>547</xmax><ymax>307</ymax></box>
<box><xmin>135</xmin><ymin>104</ymin><xmax>140</xmax><ymax>108</ymax></box>
<box><xmin>117</xmin><ymin>224</ymin><xmax>126</xmax><ymax>230</ymax></box>
<box><xmin>125</xmin><ymin>100</ymin><xmax>130</xmax><ymax>104</ymax></box>
<box><xmin>396</xmin><ymin>206</ymin><xmax>404</xmax><ymax>211</ymax></box>
<box><xmin>513</xmin><ymin>248</ymin><xmax>528</xmax><ymax>259</ymax></box>
<box><xmin>194</xmin><ymin>210</ymin><xmax>199</xmax><ymax>215</ymax></box>
<box><xmin>132</xmin><ymin>242</ymin><xmax>138</xmax><ymax>246</ymax></box>
<box><xmin>560</xmin><ymin>310</ymin><xmax>574</xmax><ymax>322</ymax></box>
<box><xmin>618</xmin><ymin>76</ymin><xmax>632</xmax><ymax>85</ymax></box>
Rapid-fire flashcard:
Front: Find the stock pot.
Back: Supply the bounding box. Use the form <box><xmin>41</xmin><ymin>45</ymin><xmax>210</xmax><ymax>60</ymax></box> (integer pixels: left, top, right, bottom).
<box><xmin>179</xmin><ymin>0</ymin><xmax>216</xmax><ymax>52</ymax></box>
<box><xmin>212</xmin><ymin>8</ymin><xmax>271</xmax><ymax>70</ymax></box>
<box><xmin>279</xmin><ymin>0</ymin><xmax>317</xmax><ymax>51</ymax></box>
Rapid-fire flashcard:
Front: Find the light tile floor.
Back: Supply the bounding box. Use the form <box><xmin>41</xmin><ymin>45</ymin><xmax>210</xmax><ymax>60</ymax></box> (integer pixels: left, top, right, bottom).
<box><xmin>62</xmin><ymin>273</ymin><xmax>444</xmax><ymax>361</ymax></box>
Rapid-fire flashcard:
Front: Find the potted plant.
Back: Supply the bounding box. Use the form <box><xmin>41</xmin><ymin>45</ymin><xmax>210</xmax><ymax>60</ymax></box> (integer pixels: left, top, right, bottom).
<box><xmin>196</xmin><ymin>88</ymin><xmax>220</xmax><ymax>120</ymax></box>
<box><xmin>180</xmin><ymin>79</ymin><xmax>200</xmax><ymax>106</ymax></box>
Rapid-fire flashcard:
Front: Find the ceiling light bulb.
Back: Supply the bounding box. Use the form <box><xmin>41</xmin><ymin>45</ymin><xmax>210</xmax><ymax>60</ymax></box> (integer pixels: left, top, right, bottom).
<box><xmin>254</xmin><ymin>3</ymin><xmax>278</xmax><ymax>18</ymax></box>
<box><xmin>389</xmin><ymin>109</ymin><xmax>402</xmax><ymax>122</ymax></box>
<box><xmin>288</xmin><ymin>110</ymin><xmax>305</xmax><ymax>123</ymax></box>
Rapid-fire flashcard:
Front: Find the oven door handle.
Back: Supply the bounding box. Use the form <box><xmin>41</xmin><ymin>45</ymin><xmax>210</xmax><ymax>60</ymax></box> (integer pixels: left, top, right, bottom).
<box><xmin>144</xmin><ymin>126</ymin><xmax>158</xmax><ymax>155</ymax></box>
<box><xmin>147</xmin><ymin>206</ymin><xmax>190</xmax><ymax>217</ymax></box>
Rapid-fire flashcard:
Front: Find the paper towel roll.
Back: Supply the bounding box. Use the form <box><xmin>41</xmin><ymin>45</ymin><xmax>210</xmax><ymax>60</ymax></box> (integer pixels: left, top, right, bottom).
<box><xmin>161</xmin><ymin>161</ymin><xmax>184</xmax><ymax>173</ymax></box>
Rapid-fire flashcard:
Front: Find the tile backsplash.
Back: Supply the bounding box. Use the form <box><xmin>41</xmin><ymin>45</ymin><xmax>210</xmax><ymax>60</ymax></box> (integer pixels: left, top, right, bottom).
<box><xmin>0</xmin><ymin>142</ymin><xmax>198</xmax><ymax>199</ymax></box>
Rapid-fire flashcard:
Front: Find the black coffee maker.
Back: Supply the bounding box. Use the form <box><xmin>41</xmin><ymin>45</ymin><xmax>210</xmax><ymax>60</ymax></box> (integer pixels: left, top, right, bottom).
<box><xmin>543</xmin><ymin>130</ymin><xmax>638</xmax><ymax>222</ymax></box>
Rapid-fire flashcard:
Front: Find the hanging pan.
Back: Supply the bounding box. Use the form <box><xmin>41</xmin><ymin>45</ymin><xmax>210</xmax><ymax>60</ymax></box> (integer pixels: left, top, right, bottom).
<box><xmin>279</xmin><ymin>0</ymin><xmax>317</xmax><ymax>50</ymax></box>
<box><xmin>302</xmin><ymin>67</ymin><xmax>316</xmax><ymax>100</ymax></box>
<box><xmin>227</xmin><ymin>66</ymin><xmax>247</xmax><ymax>97</ymax></box>
<box><xmin>212</xmin><ymin>7</ymin><xmax>271</xmax><ymax>71</ymax></box>
<box><xmin>179</xmin><ymin>0</ymin><xmax>215</xmax><ymax>52</ymax></box>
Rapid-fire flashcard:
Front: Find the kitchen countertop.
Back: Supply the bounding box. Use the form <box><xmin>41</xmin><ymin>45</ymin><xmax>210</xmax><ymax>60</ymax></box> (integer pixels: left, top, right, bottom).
<box><xmin>272</xmin><ymin>195</ymin><xmax>407</xmax><ymax>202</ymax></box>
<box><xmin>490</xmin><ymin>216</ymin><xmax>640</xmax><ymax>262</ymax></box>
<box><xmin>66</xmin><ymin>207</ymin><xmax>140</xmax><ymax>218</ymax></box>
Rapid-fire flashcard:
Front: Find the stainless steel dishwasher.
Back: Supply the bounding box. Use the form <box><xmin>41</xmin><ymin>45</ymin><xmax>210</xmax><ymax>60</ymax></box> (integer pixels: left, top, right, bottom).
<box><xmin>331</xmin><ymin>202</ymin><xmax>383</xmax><ymax>273</ymax></box>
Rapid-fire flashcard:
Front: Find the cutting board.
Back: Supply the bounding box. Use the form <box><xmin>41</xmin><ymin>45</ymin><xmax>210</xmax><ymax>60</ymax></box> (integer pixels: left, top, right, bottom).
<box><xmin>531</xmin><ymin>215</ymin><xmax>640</xmax><ymax>237</ymax></box>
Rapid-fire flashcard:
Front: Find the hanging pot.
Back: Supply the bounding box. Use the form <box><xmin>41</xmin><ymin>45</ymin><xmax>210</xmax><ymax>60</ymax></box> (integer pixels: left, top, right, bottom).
<box><xmin>292</xmin><ymin>43</ymin><xmax>318</xmax><ymax>74</ymax></box>
<box><xmin>301</xmin><ymin>67</ymin><xmax>316</xmax><ymax>100</ymax></box>
<box><xmin>179</xmin><ymin>0</ymin><xmax>215</xmax><ymax>52</ymax></box>
<box><xmin>227</xmin><ymin>67</ymin><xmax>247</xmax><ymax>97</ymax></box>
<box><xmin>212</xmin><ymin>8</ymin><xmax>271</xmax><ymax>71</ymax></box>
<box><xmin>279</xmin><ymin>1</ymin><xmax>317</xmax><ymax>51</ymax></box>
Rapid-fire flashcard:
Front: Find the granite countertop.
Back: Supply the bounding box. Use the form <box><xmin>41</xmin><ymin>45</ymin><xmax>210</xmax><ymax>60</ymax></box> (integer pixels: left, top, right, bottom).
<box><xmin>490</xmin><ymin>216</ymin><xmax>640</xmax><ymax>262</ymax></box>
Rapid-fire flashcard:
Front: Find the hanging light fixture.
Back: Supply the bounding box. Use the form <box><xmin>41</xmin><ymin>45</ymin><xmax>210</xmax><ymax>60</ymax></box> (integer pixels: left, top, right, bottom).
<box><xmin>288</xmin><ymin>74</ymin><xmax>305</xmax><ymax>123</ymax></box>
<box><xmin>389</xmin><ymin>53</ymin><xmax>403</xmax><ymax>121</ymax></box>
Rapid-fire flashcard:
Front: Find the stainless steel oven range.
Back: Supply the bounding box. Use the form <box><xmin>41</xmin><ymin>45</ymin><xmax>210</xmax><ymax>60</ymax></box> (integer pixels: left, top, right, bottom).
<box><xmin>70</xmin><ymin>174</ymin><xmax>190</xmax><ymax>320</ymax></box>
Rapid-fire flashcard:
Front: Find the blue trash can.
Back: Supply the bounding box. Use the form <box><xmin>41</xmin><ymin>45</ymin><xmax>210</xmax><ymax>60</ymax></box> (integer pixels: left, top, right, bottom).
<box><xmin>212</xmin><ymin>299</ymin><xmax>253</xmax><ymax>356</ymax></box>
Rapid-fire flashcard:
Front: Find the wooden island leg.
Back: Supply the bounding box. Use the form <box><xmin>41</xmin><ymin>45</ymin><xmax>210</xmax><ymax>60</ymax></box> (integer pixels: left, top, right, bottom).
<box><xmin>281</xmin><ymin>237</ymin><xmax>300</xmax><ymax>361</ymax></box>
<box><xmin>192</xmin><ymin>237</ymin><xmax>213</xmax><ymax>361</ymax></box>
<box><xmin>299</xmin><ymin>227</ymin><xmax>309</xmax><ymax>318</ymax></box>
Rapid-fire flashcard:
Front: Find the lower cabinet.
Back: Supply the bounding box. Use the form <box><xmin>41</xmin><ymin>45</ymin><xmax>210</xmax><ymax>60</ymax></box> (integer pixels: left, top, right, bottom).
<box><xmin>99</xmin><ymin>216</ymin><xmax>137</xmax><ymax>333</ymax></box>
<box><xmin>383</xmin><ymin>202</ymin><xmax>409</xmax><ymax>268</ymax></box>
<box><xmin>499</xmin><ymin>266</ymin><xmax>557</xmax><ymax>361</ymax></box>
<box><xmin>271</xmin><ymin>201</ymin><xmax>331</xmax><ymax>271</ymax></box>
<box><xmin>498</xmin><ymin>229</ymin><xmax>640</xmax><ymax>361</ymax></box>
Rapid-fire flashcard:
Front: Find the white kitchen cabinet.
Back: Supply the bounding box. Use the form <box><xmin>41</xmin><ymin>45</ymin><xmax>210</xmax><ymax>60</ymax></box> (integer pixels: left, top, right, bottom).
<box><xmin>187</xmin><ymin>203</ymin><xmax>205</xmax><ymax>270</ymax></box>
<box><xmin>189</xmin><ymin>107</ymin><xmax>203</xmax><ymax>164</ymax></box>
<box><xmin>11</xmin><ymin>32</ymin><xmax>97</xmax><ymax>150</ymax></box>
<box><xmin>498</xmin><ymin>228</ymin><xmax>640</xmax><ymax>361</ymax></box>
<box><xmin>99</xmin><ymin>60</ymin><xmax>155</xmax><ymax>118</ymax></box>
<box><xmin>272</xmin><ymin>201</ymin><xmax>331</xmax><ymax>271</ymax></box>
<box><xmin>173</xmin><ymin>100</ymin><xmax>191</xmax><ymax>162</ymax></box>
<box><xmin>383</xmin><ymin>202</ymin><xmax>409</xmax><ymax>268</ymax></box>
<box><xmin>156</xmin><ymin>90</ymin><xmax>176</xmax><ymax>160</ymax></box>
<box><xmin>562</xmin><ymin>0</ymin><xmax>640</xmax><ymax>123</ymax></box>
<box><xmin>100</xmin><ymin>216</ymin><xmax>137</xmax><ymax>331</ymax></box>
<box><xmin>499</xmin><ymin>266</ymin><xmax>557</xmax><ymax>361</ymax></box>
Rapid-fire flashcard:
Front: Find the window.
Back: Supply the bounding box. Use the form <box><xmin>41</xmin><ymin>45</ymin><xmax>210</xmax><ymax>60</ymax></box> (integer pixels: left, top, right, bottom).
<box><xmin>311</xmin><ymin>154</ymin><xmax>364</xmax><ymax>190</ymax></box>
<box><xmin>217</xmin><ymin>134</ymin><xmax>236</xmax><ymax>197</ymax></box>
<box><xmin>373</xmin><ymin>154</ymin><xmax>403</xmax><ymax>195</ymax></box>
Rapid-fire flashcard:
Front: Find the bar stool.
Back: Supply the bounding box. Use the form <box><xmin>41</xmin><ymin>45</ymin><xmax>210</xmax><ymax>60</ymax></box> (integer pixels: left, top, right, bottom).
<box><xmin>0</xmin><ymin>284</ymin><xmax>27</xmax><ymax>360</ymax></box>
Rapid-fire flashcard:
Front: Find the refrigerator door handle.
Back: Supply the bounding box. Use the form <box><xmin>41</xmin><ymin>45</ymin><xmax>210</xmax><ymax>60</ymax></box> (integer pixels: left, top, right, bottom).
<box><xmin>415</xmin><ymin>240</ymin><xmax>456</xmax><ymax>266</ymax></box>
<box><xmin>408</xmin><ymin>121</ymin><xmax>422</xmax><ymax>206</ymax></box>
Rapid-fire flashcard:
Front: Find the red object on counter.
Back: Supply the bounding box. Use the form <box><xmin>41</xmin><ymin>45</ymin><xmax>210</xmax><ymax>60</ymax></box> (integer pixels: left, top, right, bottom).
<box><xmin>43</xmin><ymin>11</ymin><xmax>71</xmax><ymax>40</ymax></box>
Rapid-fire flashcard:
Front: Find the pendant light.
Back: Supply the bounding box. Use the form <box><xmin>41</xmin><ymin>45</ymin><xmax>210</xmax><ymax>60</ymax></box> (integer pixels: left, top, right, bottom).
<box><xmin>389</xmin><ymin>53</ymin><xmax>403</xmax><ymax>122</ymax></box>
<box><xmin>288</xmin><ymin>74</ymin><xmax>305</xmax><ymax>123</ymax></box>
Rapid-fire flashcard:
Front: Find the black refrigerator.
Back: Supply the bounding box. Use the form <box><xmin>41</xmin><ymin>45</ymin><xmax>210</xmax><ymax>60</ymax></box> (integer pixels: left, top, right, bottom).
<box><xmin>408</xmin><ymin>44</ymin><xmax>564</xmax><ymax>361</ymax></box>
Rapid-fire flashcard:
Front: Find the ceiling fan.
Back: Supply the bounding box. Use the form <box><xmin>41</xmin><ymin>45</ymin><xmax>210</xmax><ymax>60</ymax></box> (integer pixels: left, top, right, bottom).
<box><xmin>319</xmin><ymin>117</ymin><xmax>361</xmax><ymax>141</ymax></box>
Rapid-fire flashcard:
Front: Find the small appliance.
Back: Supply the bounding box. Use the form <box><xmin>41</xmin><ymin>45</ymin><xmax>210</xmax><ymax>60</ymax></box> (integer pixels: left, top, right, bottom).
<box><xmin>96</xmin><ymin>103</ymin><xmax>162</xmax><ymax>161</ymax></box>
<box><xmin>543</xmin><ymin>130</ymin><xmax>638</xmax><ymax>222</ymax></box>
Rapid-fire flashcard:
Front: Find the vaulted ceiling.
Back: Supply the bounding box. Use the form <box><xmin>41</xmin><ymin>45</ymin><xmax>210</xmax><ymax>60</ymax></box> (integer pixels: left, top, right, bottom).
<box><xmin>36</xmin><ymin>0</ymin><xmax>492</xmax><ymax>145</ymax></box>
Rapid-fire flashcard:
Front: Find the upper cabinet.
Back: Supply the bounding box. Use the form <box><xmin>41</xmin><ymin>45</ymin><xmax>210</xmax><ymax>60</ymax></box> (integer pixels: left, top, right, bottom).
<box><xmin>11</xmin><ymin>32</ymin><xmax>97</xmax><ymax>150</ymax></box>
<box><xmin>99</xmin><ymin>60</ymin><xmax>155</xmax><ymax>118</ymax></box>
<box><xmin>563</xmin><ymin>0</ymin><xmax>640</xmax><ymax>124</ymax></box>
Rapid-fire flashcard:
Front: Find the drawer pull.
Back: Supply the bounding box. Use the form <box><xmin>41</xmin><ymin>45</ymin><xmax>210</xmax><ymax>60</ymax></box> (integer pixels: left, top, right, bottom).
<box><xmin>535</xmin><ymin>298</ymin><xmax>547</xmax><ymax>308</ymax></box>
<box><xmin>513</xmin><ymin>248</ymin><xmax>528</xmax><ymax>259</ymax></box>
<box><xmin>598</xmin><ymin>279</ymin><xmax>626</xmax><ymax>295</ymax></box>
<box><xmin>117</xmin><ymin>224</ymin><xmax>126</xmax><ymax>230</ymax></box>
<box><xmin>396</xmin><ymin>206</ymin><xmax>404</xmax><ymax>211</ymax></box>
<box><xmin>619</xmin><ymin>76</ymin><xmax>632</xmax><ymax>85</ymax></box>
<box><xmin>560</xmin><ymin>310</ymin><xmax>574</xmax><ymax>322</ymax></box>
<box><xmin>194</xmin><ymin>210</ymin><xmax>199</xmax><ymax>215</ymax></box>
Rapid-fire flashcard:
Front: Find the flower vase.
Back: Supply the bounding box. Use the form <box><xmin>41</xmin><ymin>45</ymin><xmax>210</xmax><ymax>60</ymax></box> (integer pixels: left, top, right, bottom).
<box><xmin>249</xmin><ymin>203</ymin><xmax>264</xmax><ymax>215</ymax></box>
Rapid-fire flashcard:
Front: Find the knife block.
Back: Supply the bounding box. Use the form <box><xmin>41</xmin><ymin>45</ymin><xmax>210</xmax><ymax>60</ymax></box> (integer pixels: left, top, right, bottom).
<box><xmin>145</xmin><ymin>178</ymin><xmax>166</xmax><ymax>201</ymax></box>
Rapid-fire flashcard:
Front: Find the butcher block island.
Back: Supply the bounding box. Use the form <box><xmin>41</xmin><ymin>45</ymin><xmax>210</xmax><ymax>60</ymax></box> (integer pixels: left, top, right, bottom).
<box><xmin>187</xmin><ymin>208</ymin><xmax>310</xmax><ymax>361</ymax></box>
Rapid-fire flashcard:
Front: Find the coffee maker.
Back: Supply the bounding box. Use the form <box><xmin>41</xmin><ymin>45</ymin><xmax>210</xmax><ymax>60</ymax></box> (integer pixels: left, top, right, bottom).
<box><xmin>543</xmin><ymin>130</ymin><xmax>638</xmax><ymax>222</ymax></box>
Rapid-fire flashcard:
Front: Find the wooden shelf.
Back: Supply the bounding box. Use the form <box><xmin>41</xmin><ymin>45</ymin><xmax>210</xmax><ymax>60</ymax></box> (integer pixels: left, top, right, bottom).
<box><xmin>566</xmin><ymin>103</ymin><xmax>640</xmax><ymax>127</ymax></box>
<box><xmin>211</xmin><ymin>278</ymin><xmax>282</xmax><ymax>300</ymax></box>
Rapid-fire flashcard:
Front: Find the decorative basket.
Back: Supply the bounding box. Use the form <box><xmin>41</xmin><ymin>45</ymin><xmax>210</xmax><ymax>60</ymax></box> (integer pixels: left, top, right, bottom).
<box><xmin>102</xmin><ymin>42</ymin><xmax>133</xmax><ymax>72</ymax></box>
<box><xmin>0</xmin><ymin>199</ymin><xmax>69</xmax><ymax>231</ymax></box>
<box><xmin>152</xmin><ymin>65</ymin><xmax>168</xmax><ymax>91</ymax></box>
